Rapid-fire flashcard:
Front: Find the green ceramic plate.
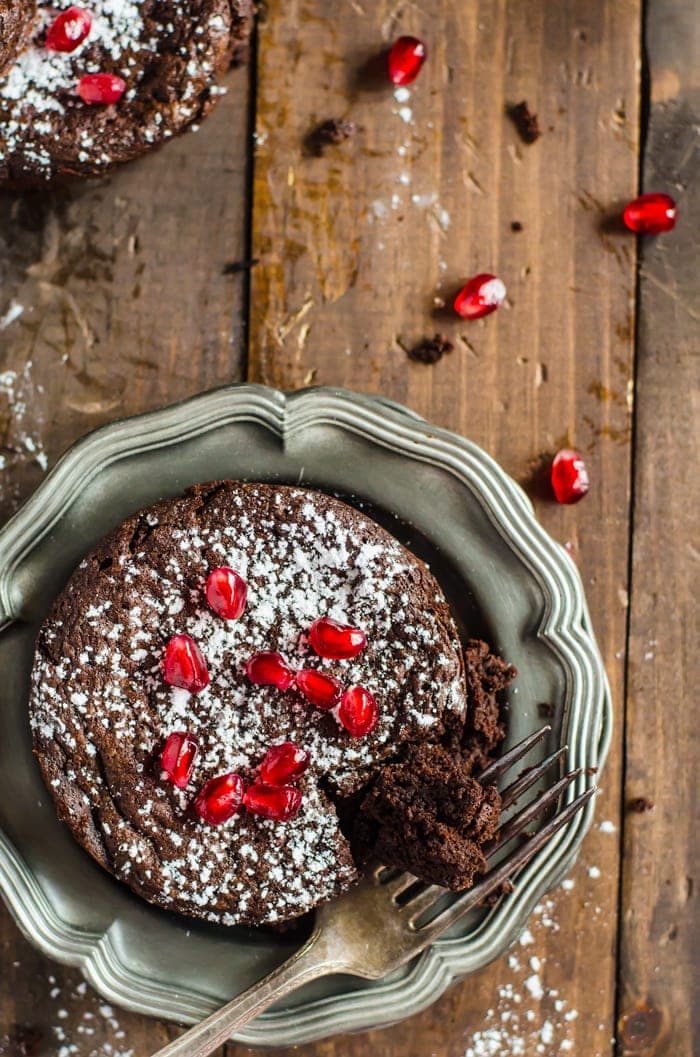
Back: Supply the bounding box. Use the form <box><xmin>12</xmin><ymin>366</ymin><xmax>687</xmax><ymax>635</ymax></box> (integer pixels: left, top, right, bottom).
<box><xmin>0</xmin><ymin>385</ymin><xmax>611</xmax><ymax>1045</ymax></box>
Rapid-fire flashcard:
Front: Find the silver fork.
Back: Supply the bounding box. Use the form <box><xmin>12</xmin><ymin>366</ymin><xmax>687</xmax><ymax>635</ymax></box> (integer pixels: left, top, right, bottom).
<box><xmin>152</xmin><ymin>726</ymin><xmax>594</xmax><ymax>1057</ymax></box>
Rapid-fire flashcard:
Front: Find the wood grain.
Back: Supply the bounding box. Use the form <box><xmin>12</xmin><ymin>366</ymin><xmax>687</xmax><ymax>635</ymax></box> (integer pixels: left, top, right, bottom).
<box><xmin>246</xmin><ymin>1</ymin><xmax>640</xmax><ymax>1055</ymax></box>
<box><xmin>0</xmin><ymin>66</ymin><xmax>251</xmax><ymax>523</ymax></box>
<box><xmin>617</xmin><ymin>2</ymin><xmax>700</xmax><ymax>1055</ymax></box>
<box><xmin>5</xmin><ymin>1</ymin><xmax>697</xmax><ymax>1056</ymax></box>
<box><xmin>0</xmin><ymin>62</ymin><xmax>252</xmax><ymax>1056</ymax></box>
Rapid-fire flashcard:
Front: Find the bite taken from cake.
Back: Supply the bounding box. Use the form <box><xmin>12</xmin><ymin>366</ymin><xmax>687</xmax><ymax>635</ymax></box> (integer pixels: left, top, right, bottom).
<box><xmin>30</xmin><ymin>482</ymin><xmax>514</xmax><ymax>927</ymax></box>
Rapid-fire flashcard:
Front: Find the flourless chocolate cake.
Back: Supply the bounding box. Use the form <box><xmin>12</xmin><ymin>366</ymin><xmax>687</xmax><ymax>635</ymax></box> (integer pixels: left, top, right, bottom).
<box><xmin>0</xmin><ymin>0</ymin><xmax>35</xmax><ymax>75</ymax></box>
<box><xmin>0</xmin><ymin>0</ymin><xmax>253</xmax><ymax>188</ymax></box>
<box><xmin>30</xmin><ymin>482</ymin><xmax>514</xmax><ymax>927</ymax></box>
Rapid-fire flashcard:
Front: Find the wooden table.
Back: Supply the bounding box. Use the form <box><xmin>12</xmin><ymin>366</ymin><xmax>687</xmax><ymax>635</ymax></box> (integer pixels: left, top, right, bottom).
<box><xmin>0</xmin><ymin>1</ymin><xmax>697</xmax><ymax>1054</ymax></box>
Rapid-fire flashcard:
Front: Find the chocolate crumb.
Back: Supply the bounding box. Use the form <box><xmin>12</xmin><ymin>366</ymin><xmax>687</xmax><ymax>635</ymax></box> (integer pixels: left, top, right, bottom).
<box><xmin>222</xmin><ymin>258</ymin><xmax>260</xmax><ymax>275</ymax></box>
<box><xmin>628</xmin><ymin>797</ymin><xmax>655</xmax><ymax>814</ymax></box>
<box><xmin>508</xmin><ymin>101</ymin><xmax>542</xmax><ymax>144</ymax></box>
<box><xmin>537</xmin><ymin>701</ymin><xmax>555</xmax><ymax>718</ymax></box>
<box><xmin>306</xmin><ymin>118</ymin><xmax>357</xmax><ymax>155</ymax></box>
<box><xmin>407</xmin><ymin>334</ymin><xmax>455</xmax><ymax>365</ymax></box>
<box><xmin>483</xmin><ymin>878</ymin><xmax>515</xmax><ymax>906</ymax></box>
<box><xmin>317</xmin><ymin>118</ymin><xmax>357</xmax><ymax>144</ymax></box>
<box><xmin>511</xmin><ymin>220</ymin><xmax>524</xmax><ymax>232</ymax></box>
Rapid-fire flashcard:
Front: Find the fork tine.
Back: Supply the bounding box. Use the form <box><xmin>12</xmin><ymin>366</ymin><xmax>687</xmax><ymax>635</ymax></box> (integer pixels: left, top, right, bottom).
<box><xmin>383</xmin><ymin>871</ymin><xmax>422</xmax><ymax>898</ymax></box>
<box><xmin>499</xmin><ymin>745</ymin><xmax>569</xmax><ymax>810</ymax></box>
<box><xmin>409</xmin><ymin>787</ymin><xmax>595</xmax><ymax>931</ymax></box>
<box><xmin>484</xmin><ymin>769</ymin><xmax>582</xmax><ymax>853</ymax></box>
<box><xmin>478</xmin><ymin>725</ymin><xmax>551</xmax><ymax>785</ymax></box>
<box><xmin>399</xmin><ymin>882</ymin><xmax>444</xmax><ymax>918</ymax></box>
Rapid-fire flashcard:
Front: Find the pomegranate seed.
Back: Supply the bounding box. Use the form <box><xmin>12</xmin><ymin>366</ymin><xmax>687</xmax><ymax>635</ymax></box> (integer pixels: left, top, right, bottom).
<box><xmin>245</xmin><ymin>651</ymin><xmax>295</xmax><ymax>690</ymax></box>
<box><xmin>259</xmin><ymin>742</ymin><xmax>310</xmax><ymax>785</ymax></box>
<box><xmin>296</xmin><ymin>668</ymin><xmax>343</xmax><ymax>710</ymax></box>
<box><xmin>388</xmin><ymin>36</ymin><xmax>427</xmax><ymax>86</ymax></box>
<box><xmin>206</xmin><ymin>566</ymin><xmax>247</xmax><ymax>621</ymax></box>
<box><xmin>46</xmin><ymin>6</ymin><xmax>92</xmax><ymax>52</ymax></box>
<box><xmin>194</xmin><ymin>773</ymin><xmax>245</xmax><ymax>826</ymax></box>
<box><xmin>338</xmin><ymin>686</ymin><xmax>379</xmax><ymax>737</ymax></box>
<box><xmin>622</xmin><ymin>193</ymin><xmax>677</xmax><ymax>235</ymax></box>
<box><xmin>78</xmin><ymin>73</ymin><xmax>127</xmax><ymax>106</ymax></box>
<box><xmin>162</xmin><ymin>634</ymin><xmax>210</xmax><ymax>693</ymax></box>
<box><xmin>161</xmin><ymin>731</ymin><xmax>198</xmax><ymax>789</ymax></box>
<box><xmin>244</xmin><ymin>783</ymin><xmax>302</xmax><ymax>822</ymax></box>
<box><xmin>309</xmin><ymin>616</ymin><xmax>367</xmax><ymax>660</ymax></box>
<box><xmin>551</xmin><ymin>449</ymin><xmax>590</xmax><ymax>505</ymax></box>
<box><xmin>454</xmin><ymin>274</ymin><xmax>506</xmax><ymax>320</ymax></box>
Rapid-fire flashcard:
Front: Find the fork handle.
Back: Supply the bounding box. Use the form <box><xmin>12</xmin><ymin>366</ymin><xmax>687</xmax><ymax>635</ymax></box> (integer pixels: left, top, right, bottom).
<box><xmin>150</xmin><ymin>931</ymin><xmax>336</xmax><ymax>1057</ymax></box>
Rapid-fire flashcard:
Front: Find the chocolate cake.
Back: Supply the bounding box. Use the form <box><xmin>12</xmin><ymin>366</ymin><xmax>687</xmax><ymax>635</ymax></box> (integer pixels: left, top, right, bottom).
<box><xmin>0</xmin><ymin>0</ymin><xmax>253</xmax><ymax>189</ymax></box>
<box><xmin>30</xmin><ymin>482</ymin><xmax>513</xmax><ymax>927</ymax></box>
<box><xmin>0</xmin><ymin>1</ymin><xmax>35</xmax><ymax>75</ymax></box>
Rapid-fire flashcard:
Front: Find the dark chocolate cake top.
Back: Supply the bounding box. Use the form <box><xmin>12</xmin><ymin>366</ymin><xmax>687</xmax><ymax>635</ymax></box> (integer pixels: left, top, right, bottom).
<box><xmin>0</xmin><ymin>0</ymin><xmax>252</xmax><ymax>187</ymax></box>
<box><xmin>0</xmin><ymin>0</ymin><xmax>35</xmax><ymax>75</ymax></box>
<box><xmin>30</xmin><ymin>482</ymin><xmax>468</xmax><ymax>926</ymax></box>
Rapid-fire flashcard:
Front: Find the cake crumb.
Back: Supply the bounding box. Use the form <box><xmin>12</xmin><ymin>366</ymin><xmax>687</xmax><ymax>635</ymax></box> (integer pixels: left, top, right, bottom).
<box><xmin>407</xmin><ymin>334</ymin><xmax>454</xmax><ymax>365</ymax></box>
<box><xmin>306</xmin><ymin>118</ymin><xmax>357</xmax><ymax>155</ymax></box>
<box><xmin>508</xmin><ymin>101</ymin><xmax>542</xmax><ymax>144</ymax></box>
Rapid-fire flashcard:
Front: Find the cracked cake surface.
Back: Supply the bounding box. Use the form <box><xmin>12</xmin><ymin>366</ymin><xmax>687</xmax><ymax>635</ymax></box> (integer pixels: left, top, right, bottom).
<box><xmin>30</xmin><ymin>481</ymin><xmax>477</xmax><ymax>927</ymax></box>
<box><xmin>0</xmin><ymin>0</ymin><xmax>253</xmax><ymax>188</ymax></box>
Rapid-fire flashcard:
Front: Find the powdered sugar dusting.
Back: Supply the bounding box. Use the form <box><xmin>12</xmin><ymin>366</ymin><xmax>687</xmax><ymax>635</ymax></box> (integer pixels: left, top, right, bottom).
<box><xmin>0</xmin><ymin>1</ymin><xmax>233</xmax><ymax>179</ymax></box>
<box><xmin>19</xmin><ymin>971</ymin><xmax>136</xmax><ymax>1056</ymax></box>
<box><xmin>462</xmin><ymin>890</ymin><xmax>582</xmax><ymax>1056</ymax></box>
<box><xmin>31</xmin><ymin>484</ymin><xmax>466</xmax><ymax>926</ymax></box>
<box><xmin>0</xmin><ymin>363</ymin><xmax>48</xmax><ymax>508</ymax></box>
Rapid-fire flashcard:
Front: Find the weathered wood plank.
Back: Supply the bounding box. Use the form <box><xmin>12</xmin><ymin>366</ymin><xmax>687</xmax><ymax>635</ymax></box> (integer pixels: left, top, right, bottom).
<box><xmin>246</xmin><ymin>1</ymin><xmax>640</xmax><ymax>1054</ymax></box>
<box><xmin>616</xmin><ymin>2</ymin><xmax>700</xmax><ymax>1054</ymax></box>
<box><xmin>0</xmin><ymin>67</ymin><xmax>251</xmax><ymax>523</ymax></box>
<box><xmin>0</xmin><ymin>62</ymin><xmax>252</xmax><ymax>1056</ymax></box>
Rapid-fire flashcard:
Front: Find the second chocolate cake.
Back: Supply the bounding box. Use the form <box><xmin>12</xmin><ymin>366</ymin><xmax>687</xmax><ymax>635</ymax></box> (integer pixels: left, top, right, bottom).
<box><xmin>0</xmin><ymin>0</ymin><xmax>253</xmax><ymax>188</ymax></box>
<box><xmin>0</xmin><ymin>0</ymin><xmax>35</xmax><ymax>75</ymax></box>
<box><xmin>30</xmin><ymin>482</ymin><xmax>514</xmax><ymax>927</ymax></box>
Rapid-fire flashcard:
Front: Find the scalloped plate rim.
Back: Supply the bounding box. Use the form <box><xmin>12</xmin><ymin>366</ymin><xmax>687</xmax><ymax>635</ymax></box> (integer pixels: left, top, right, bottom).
<box><xmin>0</xmin><ymin>384</ymin><xmax>612</xmax><ymax>1045</ymax></box>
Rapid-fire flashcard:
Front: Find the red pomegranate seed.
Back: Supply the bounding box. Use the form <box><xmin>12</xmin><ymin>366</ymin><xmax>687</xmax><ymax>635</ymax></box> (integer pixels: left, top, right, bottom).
<box><xmin>388</xmin><ymin>36</ymin><xmax>427</xmax><ymax>86</ymax></box>
<box><xmin>244</xmin><ymin>783</ymin><xmax>302</xmax><ymax>822</ymax></box>
<box><xmin>161</xmin><ymin>731</ymin><xmax>198</xmax><ymax>789</ymax></box>
<box><xmin>46</xmin><ymin>6</ymin><xmax>92</xmax><ymax>52</ymax></box>
<box><xmin>194</xmin><ymin>772</ymin><xmax>245</xmax><ymax>826</ymax></box>
<box><xmin>338</xmin><ymin>685</ymin><xmax>379</xmax><ymax>737</ymax></box>
<box><xmin>162</xmin><ymin>634</ymin><xmax>210</xmax><ymax>694</ymax></box>
<box><xmin>78</xmin><ymin>73</ymin><xmax>127</xmax><ymax>106</ymax></box>
<box><xmin>296</xmin><ymin>668</ymin><xmax>343</xmax><ymax>710</ymax></box>
<box><xmin>259</xmin><ymin>742</ymin><xmax>310</xmax><ymax>785</ymax></box>
<box><xmin>245</xmin><ymin>651</ymin><xmax>295</xmax><ymax>690</ymax></box>
<box><xmin>551</xmin><ymin>449</ymin><xmax>590</xmax><ymax>505</ymax></box>
<box><xmin>309</xmin><ymin>616</ymin><xmax>367</xmax><ymax>660</ymax></box>
<box><xmin>453</xmin><ymin>274</ymin><xmax>506</xmax><ymax>320</ymax></box>
<box><xmin>206</xmin><ymin>566</ymin><xmax>247</xmax><ymax>621</ymax></box>
<box><xmin>622</xmin><ymin>193</ymin><xmax>677</xmax><ymax>235</ymax></box>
